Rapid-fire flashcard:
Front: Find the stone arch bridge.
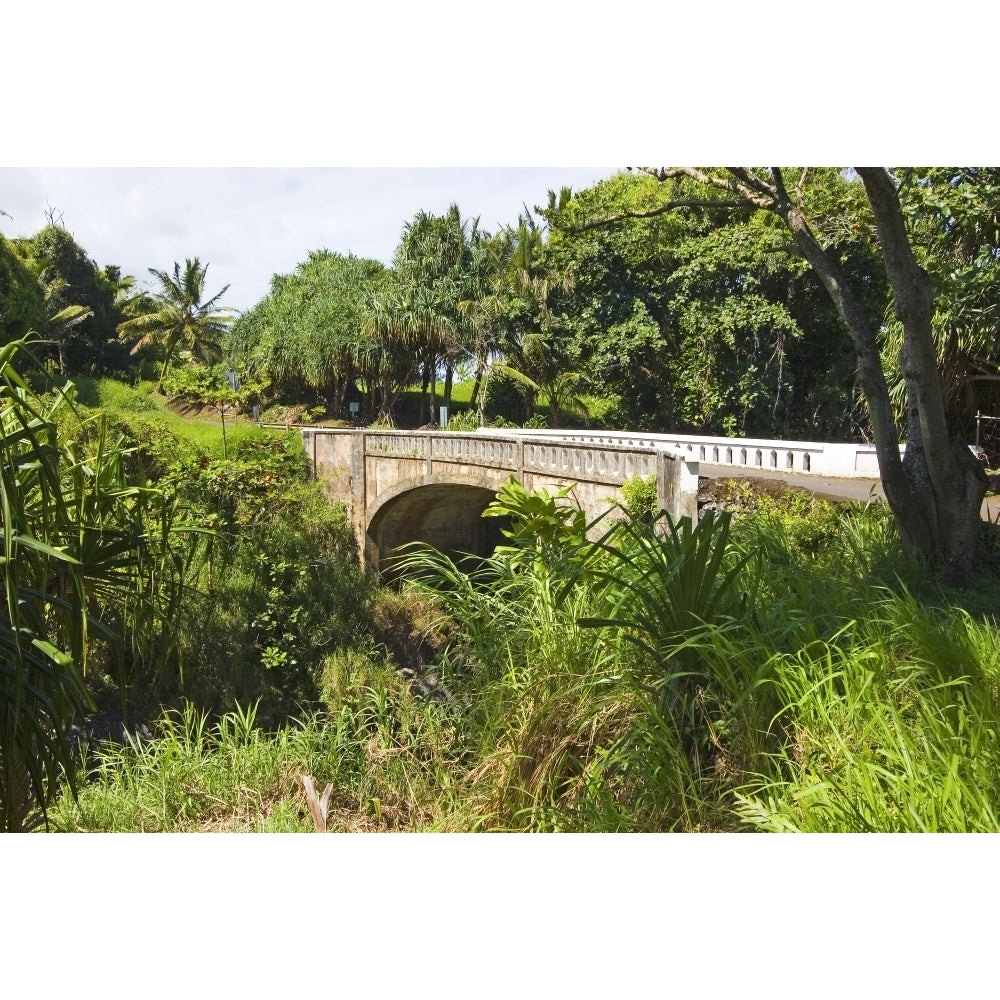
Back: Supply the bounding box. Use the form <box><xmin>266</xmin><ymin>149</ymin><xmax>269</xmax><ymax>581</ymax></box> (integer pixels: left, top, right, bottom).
<box><xmin>302</xmin><ymin>427</ymin><xmax>884</xmax><ymax>572</ymax></box>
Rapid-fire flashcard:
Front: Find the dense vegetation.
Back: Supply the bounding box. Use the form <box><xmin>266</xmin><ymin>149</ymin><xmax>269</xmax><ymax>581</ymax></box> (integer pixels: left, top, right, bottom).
<box><xmin>2</xmin><ymin>167</ymin><xmax>1000</xmax><ymax>832</ymax></box>
<box><xmin>44</xmin><ymin>473</ymin><xmax>1000</xmax><ymax>832</ymax></box>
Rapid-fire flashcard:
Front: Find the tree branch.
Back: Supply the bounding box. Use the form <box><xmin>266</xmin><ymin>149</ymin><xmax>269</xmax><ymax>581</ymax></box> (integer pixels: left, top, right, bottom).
<box><xmin>726</xmin><ymin>168</ymin><xmax>778</xmax><ymax>205</ymax></box>
<box><xmin>638</xmin><ymin>166</ymin><xmax>777</xmax><ymax>209</ymax></box>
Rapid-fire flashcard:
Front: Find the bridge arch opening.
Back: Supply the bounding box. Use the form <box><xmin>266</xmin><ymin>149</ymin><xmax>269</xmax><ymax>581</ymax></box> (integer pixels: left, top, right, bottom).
<box><xmin>366</xmin><ymin>482</ymin><xmax>510</xmax><ymax>576</ymax></box>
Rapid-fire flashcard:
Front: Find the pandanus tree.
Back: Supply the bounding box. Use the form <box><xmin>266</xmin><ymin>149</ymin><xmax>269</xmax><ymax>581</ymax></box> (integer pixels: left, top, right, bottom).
<box><xmin>392</xmin><ymin>206</ymin><xmax>488</xmax><ymax>421</ymax></box>
<box><xmin>226</xmin><ymin>251</ymin><xmax>385</xmax><ymax>413</ymax></box>
<box><xmin>357</xmin><ymin>270</ymin><xmax>422</xmax><ymax>425</ymax></box>
<box><xmin>117</xmin><ymin>258</ymin><xmax>234</xmax><ymax>391</ymax></box>
<box><xmin>0</xmin><ymin>338</ymin><xmax>201</xmax><ymax>830</ymax></box>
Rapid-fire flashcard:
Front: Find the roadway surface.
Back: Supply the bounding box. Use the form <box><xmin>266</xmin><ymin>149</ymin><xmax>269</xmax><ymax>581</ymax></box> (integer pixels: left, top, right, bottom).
<box><xmin>699</xmin><ymin>463</ymin><xmax>1000</xmax><ymax>523</ymax></box>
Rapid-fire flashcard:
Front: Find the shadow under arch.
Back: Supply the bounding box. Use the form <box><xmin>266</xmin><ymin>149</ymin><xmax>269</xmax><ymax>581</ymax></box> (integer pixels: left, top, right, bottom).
<box><xmin>366</xmin><ymin>480</ymin><xmax>510</xmax><ymax>577</ymax></box>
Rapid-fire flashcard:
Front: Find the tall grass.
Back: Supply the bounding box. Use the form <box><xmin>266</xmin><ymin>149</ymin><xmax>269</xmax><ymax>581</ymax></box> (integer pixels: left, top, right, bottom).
<box><xmin>42</xmin><ymin>473</ymin><xmax>1000</xmax><ymax>833</ymax></box>
<box><xmin>735</xmin><ymin>610</ymin><xmax>1000</xmax><ymax>832</ymax></box>
<box><xmin>0</xmin><ymin>343</ymin><xmax>206</xmax><ymax>831</ymax></box>
<box><xmin>397</xmin><ymin>486</ymin><xmax>1000</xmax><ymax>833</ymax></box>
<box><xmin>50</xmin><ymin>695</ymin><xmax>461</xmax><ymax>832</ymax></box>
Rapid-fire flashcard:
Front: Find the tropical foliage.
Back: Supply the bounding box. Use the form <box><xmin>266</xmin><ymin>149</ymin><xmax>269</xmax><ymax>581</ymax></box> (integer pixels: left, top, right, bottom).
<box><xmin>0</xmin><ymin>339</ymin><xmax>201</xmax><ymax>831</ymax></box>
<box><xmin>227</xmin><ymin>251</ymin><xmax>385</xmax><ymax>413</ymax></box>
<box><xmin>5</xmin><ymin>225</ymin><xmax>129</xmax><ymax>376</ymax></box>
<box><xmin>117</xmin><ymin>257</ymin><xmax>234</xmax><ymax>390</ymax></box>
<box><xmin>0</xmin><ymin>233</ymin><xmax>46</xmax><ymax>343</ymax></box>
<box><xmin>537</xmin><ymin>170</ymin><xmax>887</xmax><ymax>437</ymax></box>
<box><xmin>889</xmin><ymin>167</ymin><xmax>1000</xmax><ymax>436</ymax></box>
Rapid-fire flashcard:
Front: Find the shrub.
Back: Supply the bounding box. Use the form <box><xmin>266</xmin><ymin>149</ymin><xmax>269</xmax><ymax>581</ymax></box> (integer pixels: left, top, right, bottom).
<box><xmin>618</xmin><ymin>473</ymin><xmax>658</xmax><ymax>522</ymax></box>
<box><xmin>164</xmin><ymin>480</ymin><xmax>373</xmax><ymax>724</ymax></box>
<box><xmin>445</xmin><ymin>409</ymin><xmax>482</xmax><ymax>431</ymax></box>
<box><xmin>482</xmin><ymin>372</ymin><xmax>530</xmax><ymax>425</ymax></box>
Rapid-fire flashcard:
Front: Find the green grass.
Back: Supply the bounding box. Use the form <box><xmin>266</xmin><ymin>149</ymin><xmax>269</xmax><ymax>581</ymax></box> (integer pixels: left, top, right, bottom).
<box><xmin>389</xmin><ymin>379</ymin><xmax>615</xmax><ymax>429</ymax></box>
<box><xmin>46</xmin><ymin>503</ymin><xmax>1000</xmax><ymax>832</ymax></box>
<box><xmin>65</xmin><ymin>375</ymin><xmax>270</xmax><ymax>456</ymax></box>
<box><xmin>735</xmin><ymin>602</ymin><xmax>1000</xmax><ymax>832</ymax></box>
<box><xmin>49</xmin><ymin>696</ymin><xmax>459</xmax><ymax>833</ymax></box>
<box><xmin>184</xmin><ymin>511</ymin><xmax>1000</xmax><ymax>831</ymax></box>
<box><xmin>68</xmin><ymin>376</ymin><xmax>161</xmax><ymax>413</ymax></box>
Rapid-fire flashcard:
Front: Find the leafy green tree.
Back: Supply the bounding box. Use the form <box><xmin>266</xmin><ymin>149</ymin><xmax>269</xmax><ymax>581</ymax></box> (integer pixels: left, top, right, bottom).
<box><xmin>390</xmin><ymin>205</ymin><xmax>495</xmax><ymax>421</ymax></box>
<box><xmin>537</xmin><ymin>178</ymin><xmax>685</xmax><ymax>429</ymax></box>
<box><xmin>117</xmin><ymin>258</ymin><xmax>234</xmax><ymax>391</ymax></box>
<box><xmin>11</xmin><ymin>224</ymin><xmax>125</xmax><ymax>375</ymax></box>
<box><xmin>889</xmin><ymin>168</ymin><xmax>1000</xmax><ymax>435</ymax></box>
<box><xmin>624</xmin><ymin>167</ymin><xmax>988</xmax><ymax>586</ymax></box>
<box><xmin>0</xmin><ymin>233</ymin><xmax>45</xmax><ymax>343</ymax></box>
<box><xmin>541</xmin><ymin>171</ymin><xmax>882</xmax><ymax>437</ymax></box>
<box><xmin>228</xmin><ymin>251</ymin><xmax>385</xmax><ymax>412</ymax></box>
<box><xmin>494</xmin><ymin>333</ymin><xmax>591</xmax><ymax>427</ymax></box>
<box><xmin>467</xmin><ymin>214</ymin><xmax>590</xmax><ymax>427</ymax></box>
<box><xmin>36</xmin><ymin>270</ymin><xmax>93</xmax><ymax>375</ymax></box>
<box><xmin>99</xmin><ymin>266</ymin><xmax>145</xmax><ymax>373</ymax></box>
<box><xmin>454</xmin><ymin>226</ymin><xmax>518</xmax><ymax>416</ymax></box>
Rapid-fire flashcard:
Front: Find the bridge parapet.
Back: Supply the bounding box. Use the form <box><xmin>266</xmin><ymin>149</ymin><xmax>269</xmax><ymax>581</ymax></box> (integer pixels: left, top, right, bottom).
<box><xmin>302</xmin><ymin>427</ymin><xmax>700</xmax><ymax>570</ymax></box>
<box><xmin>480</xmin><ymin>428</ymin><xmax>887</xmax><ymax>478</ymax></box>
<box><xmin>520</xmin><ymin>437</ymin><xmax>660</xmax><ymax>483</ymax></box>
<box><xmin>358</xmin><ymin>430</ymin><xmax>682</xmax><ymax>487</ymax></box>
<box><xmin>367</xmin><ymin>431</ymin><xmax>521</xmax><ymax>471</ymax></box>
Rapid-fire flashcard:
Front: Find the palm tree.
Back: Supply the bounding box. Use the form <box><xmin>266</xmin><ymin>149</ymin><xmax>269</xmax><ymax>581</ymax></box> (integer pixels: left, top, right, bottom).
<box><xmin>392</xmin><ymin>206</ymin><xmax>484</xmax><ymax>422</ymax></box>
<box><xmin>117</xmin><ymin>258</ymin><xmax>233</xmax><ymax>391</ymax></box>
<box><xmin>494</xmin><ymin>332</ymin><xmax>591</xmax><ymax>427</ymax></box>
<box><xmin>482</xmin><ymin>219</ymin><xmax>586</xmax><ymax>427</ymax></box>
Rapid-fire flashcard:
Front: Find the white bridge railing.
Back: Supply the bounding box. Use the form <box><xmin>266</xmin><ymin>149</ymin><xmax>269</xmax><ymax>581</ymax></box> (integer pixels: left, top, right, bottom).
<box><xmin>365</xmin><ymin>430</ymin><xmax>670</xmax><ymax>484</ymax></box>
<box><xmin>479</xmin><ymin>428</ymin><xmax>887</xmax><ymax>478</ymax></box>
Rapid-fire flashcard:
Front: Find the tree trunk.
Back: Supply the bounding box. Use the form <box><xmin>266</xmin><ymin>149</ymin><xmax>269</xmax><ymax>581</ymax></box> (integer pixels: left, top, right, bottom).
<box><xmin>429</xmin><ymin>356</ymin><xmax>437</xmax><ymax>425</ymax></box>
<box><xmin>856</xmin><ymin>168</ymin><xmax>988</xmax><ymax>586</ymax></box>
<box><xmin>443</xmin><ymin>362</ymin><xmax>454</xmax><ymax>413</ymax></box>
<box><xmin>772</xmin><ymin>168</ymin><xmax>986</xmax><ymax>584</ymax></box>
<box><xmin>377</xmin><ymin>369</ymin><xmax>398</xmax><ymax>427</ymax></box>
<box><xmin>608</xmin><ymin>165</ymin><xmax>989</xmax><ymax>583</ymax></box>
<box><xmin>334</xmin><ymin>377</ymin><xmax>348</xmax><ymax>417</ymax></box>
<box><xmin>470</xmin><ymin>367</ymin><xmax>483</xmax><ymax>408</ymax></box>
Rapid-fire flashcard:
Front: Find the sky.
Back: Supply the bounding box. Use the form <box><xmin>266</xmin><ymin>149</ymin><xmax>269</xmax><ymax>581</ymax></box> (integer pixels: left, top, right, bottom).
<box><xmin>0</xmin><ymin>167</ymin><xmax>619</xmax><ymax>313</ymax></box>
